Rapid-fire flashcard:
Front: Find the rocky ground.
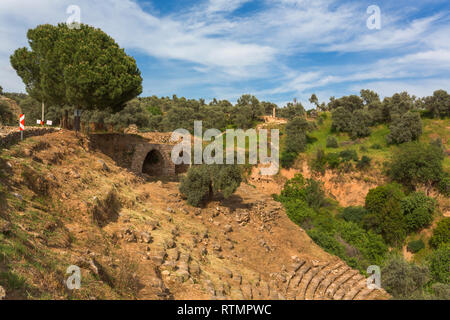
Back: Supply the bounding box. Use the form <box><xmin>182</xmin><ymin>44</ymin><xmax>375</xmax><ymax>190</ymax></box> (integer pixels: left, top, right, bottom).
<box><xmin>0</xmin><ymin>130</ymin><xmax>389</xmax><ymax>300</ymax></box>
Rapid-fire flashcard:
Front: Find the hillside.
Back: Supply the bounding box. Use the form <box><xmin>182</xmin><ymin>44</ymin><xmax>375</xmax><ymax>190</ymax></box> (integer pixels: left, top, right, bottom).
<box><xmin>0</xmin><ymin>130</ymin><xmax>389</xmax><ymax>300</ymax></box>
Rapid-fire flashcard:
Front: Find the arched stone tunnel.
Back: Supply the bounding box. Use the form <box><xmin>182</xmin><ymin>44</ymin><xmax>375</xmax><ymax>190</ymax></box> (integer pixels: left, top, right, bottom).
<box><xmin>89</xmin><ymin>133</ymin><xmax>188</xmax><ymax>177</ymax></box>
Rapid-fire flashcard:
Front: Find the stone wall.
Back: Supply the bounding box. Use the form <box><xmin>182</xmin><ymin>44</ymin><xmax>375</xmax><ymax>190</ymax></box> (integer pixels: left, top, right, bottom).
<box><xmin>0</xmin><ymin>127</ymin><xmax>57</xmax><ymax>149</ymax></box>
<box><xmin>88</xmin><ymin>133</ymin><xmax>176</xmax><ymax>176</ymax></box>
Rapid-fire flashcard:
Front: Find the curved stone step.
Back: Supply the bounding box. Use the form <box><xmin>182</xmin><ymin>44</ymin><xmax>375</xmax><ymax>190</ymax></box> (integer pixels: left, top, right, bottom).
<box><xmin>353</xmin><ymin>285</ymin><xmax>379</xmax><ymax>300</ymax></box>
<box><xmin>333</xmin><ymin>274</ymin><xmax>364</xmax><ymax>300</ymax></box>
<box><xmin>314</xmin><ymin>265</ymin><xmax>350</xmax><ymax>299</ymax></box>
<box><xmin>296</xmin><ymin>266</ymin><xmax>322</xmax><ymax>300</ymax></box>
<box><xmin>305</xmin><ymin>262</ymin><xmax>344</xmax><ymax>300</ymax></box>
<box><xmin>325</xmin><ymin>269</ymin><xmax>358</xmax><ymax>299</ymax></box>
<box><xmin>343</xmin><ymin>278</ymin><xmax>369</xmax><ymax>300</ymax></box>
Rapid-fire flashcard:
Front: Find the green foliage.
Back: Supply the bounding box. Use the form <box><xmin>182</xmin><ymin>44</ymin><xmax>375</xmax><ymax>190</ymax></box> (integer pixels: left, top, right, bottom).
<box><xmin>179</xmin><ymin>164</ymin><xmax>242</xmax><ymax>207</ymax></box>
<box><xmin>280</xmin><ymin>151</ymin><xmax>297</xmax><ymax>168</ymax></box>
<box><xmin>339</xmin><ymin>206</ymin><xmax>367</xmax><ymax>225</ymax></box>
<box><xmin>10</xmin><ymin>23</ymin><xmax>142</xmax><ymax>111</ymax></box>
<box><xmin>285</xmin><ymin>116</ymin><xmax>310</xmax><ymax>154</ymax></box>
<box><xmin>381</xmin><ymin>256</ymin><xmax>430</xmax><ymax>299</ymax></box>
<box><xmin>407</xmin><ymin>240</ymin><xmax>425</xmax><ymax>253</ymax></box>
<box><xmin>437</xmin><ymin>172</ymin><xmax>450</xmax><ymax>197</ymax></box>
<box><xmin>356</xmin><ymin>155</ymin><xmax>371</xmax><ymax>170</ymax></box>
<box><xmin>310</xmin><ymin>148</ymin><xmax>327</xmax><ymax>174</ymax></box>
<box><xmin>326</xmin><ymin>136</ymin><xmax>338</xmax><ymax>148</ymax></box>
<box><xmin>429</xmin><ymin>218</ymin><xmax>450</xmax><ymax>249</ymax></box>
<box><xmin>0</xmin><ymin>100</ymin><xmax>14</xmax><ymax>125</ymax></box>
<box><xmin>339</xmin><ymin>149</ymin><xmax>358</xmax><ymax>162</ymax></box>
<box><xmin>179</xmin><ymin>165</ymin><xmax>212</xmax><ymax>207</ymax></box>
<box><xmin>331</xmin><ymin>106</ymin><xmax>352</xmax><ymax>133</ymax></box>
<box><xmin>388</xmin><ymin>142</ymin><xmax>444</xmax><ymax>189</ymax></box>
<box><xmin>278</xmin><ymin>174</ymin><xmax>388</xmax><ymax>271</ymax></box>
<box><xmin>422</xmin><ymin>89</ymin><xmax>450</xmax><ymax>118</ymax></box>
<box><xmin>279</xmin><ymin>102</ymin><xmax>305</xmax><ymax>120</ymax></box>
<box><xmin>349</xmin><ymin>109</ymin><xmax>372</xmax><ymax>139</ymax></box>
<box><xmin>401</xmin><ymin>192</ymin><xmax>435</xmax><ymax>232</ymax></box>
<box><xmin>387</xmin><ymin>111</ymin><xmax>423</xmax><ymax>144</ymax></box>
<box><xmin>429</xmin><ymin>244</ymin><xmax>450</xmax><ymax>284</ymax></box>
<box><xmin>364</xmin><ymin>183</ymin><xmax>407</xmax><ymax>246</ymax></box>
<box><xmin>325</xmin><ymin>152</ymin><xmax>340</xmax><ymax>169</ymax></box>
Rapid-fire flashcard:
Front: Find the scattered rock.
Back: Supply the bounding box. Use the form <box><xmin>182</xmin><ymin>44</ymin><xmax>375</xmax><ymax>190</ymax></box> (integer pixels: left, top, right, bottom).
<box><xmin>98</xmin><ymin>160</ymin><xmax>110</xmax><ymax>172</ymax></box>
<box><xmin>224</xmin><ymin>224</ymin><xmax>233</xmax><ymax>233</ymax></box>
<box><xmin>140</xmin><ymin>232</ymin><xmax>152</xmax><ymax>244</ymax></box>
<box><xmin>165</xmin><ymin>238</ymin><xmax>176</xmax><ymax>249</ymax></box>
<box><xmin>0</xmin><ymin>285</ymin><xmax>5</xmax><ymax>300</ymax></box>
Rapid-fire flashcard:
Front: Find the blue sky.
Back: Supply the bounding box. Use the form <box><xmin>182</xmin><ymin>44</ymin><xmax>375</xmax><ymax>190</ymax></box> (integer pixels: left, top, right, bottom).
<box><xmin>0</xmin><ymin>0</ymin><xmax>449</xmax><ymax>108</ymax></box>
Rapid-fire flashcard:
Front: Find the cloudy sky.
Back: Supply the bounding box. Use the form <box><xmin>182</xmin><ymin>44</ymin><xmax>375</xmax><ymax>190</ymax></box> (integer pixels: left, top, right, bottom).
<box><xmin>0</xmin><ymin>0</ymin><xmax>449</xmax><ymax>107</ymax></box>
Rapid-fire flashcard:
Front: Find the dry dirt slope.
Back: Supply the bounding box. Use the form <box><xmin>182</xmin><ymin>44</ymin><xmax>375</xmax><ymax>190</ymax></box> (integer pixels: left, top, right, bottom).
<box><xmin>0</xmin><ymin>130</ymin><xmax>389</xmax><ymax>300</ymax></box>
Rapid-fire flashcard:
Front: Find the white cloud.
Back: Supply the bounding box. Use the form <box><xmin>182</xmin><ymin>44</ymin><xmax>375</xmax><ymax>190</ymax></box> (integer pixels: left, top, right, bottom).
<box><xmin>0</xmin><ymin>0</ymin><xmax>448</xmax><ymax>101</ymax></box>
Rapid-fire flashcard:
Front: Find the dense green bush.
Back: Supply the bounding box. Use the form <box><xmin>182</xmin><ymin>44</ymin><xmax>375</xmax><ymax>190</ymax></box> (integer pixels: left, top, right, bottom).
<box><xmin>339</xmin><ymin>149</ymin><xmax>358</xmax><ymax>162</ymax></box>
<box><xmin>401</xmin><ymin>192</ymin><xmax>435</xmax><ymax>232</ymax></box>
<box><xmin>326</xmin><ymin>136</ymin><xmax>338</xmax><ymax>148</ymax></box>
<box><xmin>381</xmin><ymin>256</ymin><xmax>430</xmax><ymax>299</ymax></box>
<box><xmin>339</xmin><ymin>206</ymin><xmax>367</xmax><ymax>225</ymax></box>
<box><xmin>438</xmin><ymin>172</ymin><xmax>450</xmax><ymax>197</ymax></box>
<box><xmin>429</xmin><ymin>244</ymin><xmax>450</xmax><ymax>284</ymax></box>
<box><xmin>364</xmin><ymin>183</ymin><xmax>407</xmax><ymax>246</ymax></box>
<box><xmin>280</xmin><ymin>151</ymin><xmax>297</xmax><ymax>168</ymax></box>
<box><xmin>422</xmin><ymin>89</ymin><xmax>450</xmax><ymax>118</ymax></box>
<box><xmin>388</xmin><ymin>142</ymin><xmax>444</xmax><ymax>189</ymax></box>
<box><xmin>407</xmin><ymin>240</ymin><xmax>425</xmax><ymax>253</ymax></box>
<box><xmin>179</xmin><ymin>164</ymin><xmax>242</xmax><ymax>207</ymax></box>
<box><xmin>326</xmin><ymin>152</ymin><xmax>340</xmax><ymax>169</ymax></box>
<box><xmin>349</xmin><ymin>109</ymin><xmax>372</xmax><ymax>139</ymax></box>
<box><xmin>310</xmin><ymin>148</ymin><xmax>327</xmax><ymax>174</ymax></box>
<box><xmin>387</xmin><ymin>111</ymin><xmax>422</xmax><ymax>145</ymax></box>
<box><xmin>429</xmin><ymin>218</ymin><xmax>450</xmax><ymax>249</ymax></box>
<box><xmin>0</xmin><ymin>101</ymin><xmax>14</xmax><ymax>125</ymax></box>
<box><xmin>285</xmin><ymin>116</ymin><xmax>310</xmax><ymax>154</ymax></box>
<box><xmin>331</xmin><ymin>107</ymin><xmax>352</xmax><ymax>133</ymax></box>
<box><xmin>356</xmin><ymin>155</ymin><xmax>371</xmax><ymax>170</ymax></box>
<box><xmin>278</xmin><ymin>174</ymin><xmax>388</xmax><ymax>271</ymax></box>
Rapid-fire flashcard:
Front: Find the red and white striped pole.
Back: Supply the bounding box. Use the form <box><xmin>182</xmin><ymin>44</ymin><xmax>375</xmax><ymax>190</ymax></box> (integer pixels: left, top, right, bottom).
<box><xmin>19</xmin><ymin>114</ymin><xmax>25</xmax><ymax>140</ymax></box>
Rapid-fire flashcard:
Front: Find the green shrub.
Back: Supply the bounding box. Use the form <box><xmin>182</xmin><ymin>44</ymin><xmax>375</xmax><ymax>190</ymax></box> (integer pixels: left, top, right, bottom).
<box><xmin>364</xmin><ymin>183</ymin><xmax>407</xmax><ymax>246</ymax></box>
<box><xmin>401</xmin><ymin>192</ymin><xmax>435</xmax><ymax>232</ymax></box>
<box><xmin>438</xmin><ymin>172</ymin><xmax>450</xmax><ymax>197</ymax></box>
<box><xmin>303</xmin><ymin>178</ymin><xmax>326</xmax><ymax>210</ymax></box>
<box><xmin>284</xmin><ymin>199</ymin><xmax>316</xmax><ymax>227</ymax></box>
<box><xmin>281</xmin><ymin>151</ymin><xmax>297</xmax><ymax>168</ymax></box>
<box><xmin>381</xmin><ymin>256</ymin><xmax>430</xmax><ymax>299</ymax></box>
<box><xmin>370</xmin><ymin>143</ymin><xmax>382</xmax><ymax>150</ymax></box>
<box><xmin>326</xmin><ymin>136</ymin><xmax>338</xmax><ymax>148</ymax></box>
<box><xmin>310</xmin><ymin>148</ymin><xmax>327</xmax><ymax>174</ymax></box>
<box><xmin>339</xmin><ymin>206</ymin><xmax>367</xmax><ymax>225</ymax></box>
<box><xmin>326</xmin><ymin>152</ymin><xmax>341</xmax><ymax>169</ymax></box>
<box><xmin>388</xmin><ymin>142</ymin><xmax>444</xmax><ymax>189</ymax></box>
<box><xmin>429</xmin><ymin>218</ymin><xmax>450</xmax><ymax>249</ymax></box>
<box><xmin>407</xmin><ymin>240</ymin><xmax>425</xmax><ymax>253</ymax></box>
<box><xmin>387</xmin><ymin>111</ymin><xmax>423</xmax><ymax>145</ymax></box>
<box><xmin>429</xmin><ymin>244</ymin><xmax>450</xmax><ymax>284</ymax></box>
<box><xmin>356</xmin><ymin>155</ymin><xmax>371</xmax><ymax>170</ymax></box>
<box><xmin>285</xmin><ymin>116</ymin><xmax>310</xmax><ymax>154</ymax></box>
<box><xmin>339</xmin><ymin>149</ymin><xmax>358</xmax><ymax>162</ymax></box>
<box><xmin>179</xmin><ymin>164</ymin><xmax>242</xmax><ymax>207</ymax></box>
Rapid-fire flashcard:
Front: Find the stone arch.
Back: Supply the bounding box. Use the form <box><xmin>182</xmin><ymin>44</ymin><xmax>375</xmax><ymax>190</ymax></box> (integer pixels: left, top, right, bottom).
<box><xmin>131</xmin><ymin>143</ymin><xmax>176</xmax><ymax>176</ymax></box>
<box><xmin>142</xmin><ymin>149</ymin><xmax>164</xmax><ymax>176</ymax></box>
